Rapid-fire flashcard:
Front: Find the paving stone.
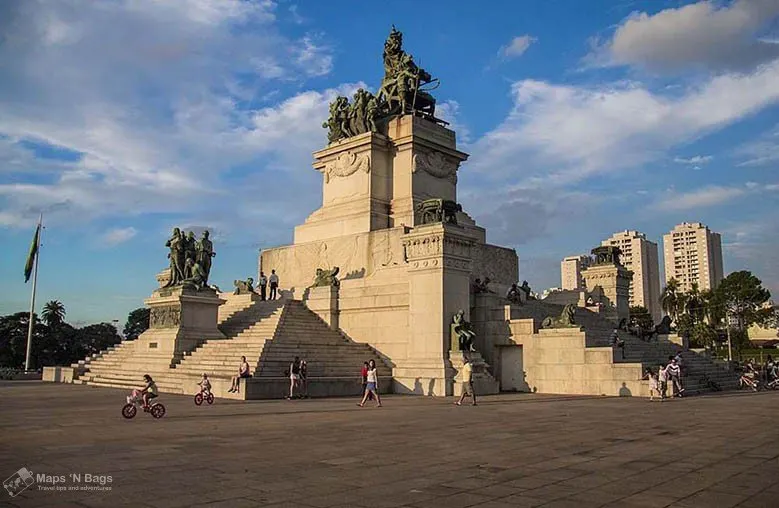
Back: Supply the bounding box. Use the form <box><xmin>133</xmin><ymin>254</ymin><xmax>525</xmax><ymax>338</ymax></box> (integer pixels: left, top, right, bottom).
<box><xmin>1</xmin><ymin>382</ymin><xmax>778</xmax><ymax>508</ymax></box>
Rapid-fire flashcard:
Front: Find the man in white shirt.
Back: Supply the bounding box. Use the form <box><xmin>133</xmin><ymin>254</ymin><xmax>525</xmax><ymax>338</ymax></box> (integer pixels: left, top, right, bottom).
<box><xmin>454</xmin><ymin>357</ymin><xmax>477</xmax><ymax>406</ymax></box>
<box><xmin>269</xmin><ymin>270</ymin><xmax>279</xmax><ymax>300</ymax></box>
<box><xmin>258</xmin><ymin>271</ymin><xmax>268</xmax><ymax>301</ymax></box>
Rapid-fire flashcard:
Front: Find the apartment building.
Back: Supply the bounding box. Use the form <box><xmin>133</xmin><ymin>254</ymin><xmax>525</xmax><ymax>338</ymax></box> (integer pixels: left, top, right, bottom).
<box><xmin>662</xmin><ymin>222</ymin><xmax>724</xmax><ymax>293</ymax></box>
<box><xmin>561</xmin><ymin>255</ymin><xmax>591</xmax><ymax>291</ymax></box>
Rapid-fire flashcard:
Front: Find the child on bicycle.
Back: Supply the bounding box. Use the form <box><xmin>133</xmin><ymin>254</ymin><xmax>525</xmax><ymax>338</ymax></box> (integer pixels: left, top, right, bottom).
<box><xmin>198</xmin><ymin>373</ymin><xmax>211</xmax><ymax>395</ymax></box>
<box><xmin>140</xmin><ymin>374</ymin><xmax>158</xmax><ymax>410</ymax></box>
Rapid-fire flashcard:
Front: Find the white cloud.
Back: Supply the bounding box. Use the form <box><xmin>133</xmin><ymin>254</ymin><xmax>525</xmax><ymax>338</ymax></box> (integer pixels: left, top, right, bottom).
<box><xmin>0</xmin><ymin>0</ymin><xmax>338</xmax><ymax>232</ymax></box>
<box><xmin>590</xmin><ymin>0</ymin><xmax>779</xmax><ymax>72</ymax></box>
<box><xmin>736</xmin><ymin>124</ymin><xmax>779</xmax><ymax>167</ymax></box>
<box><xmin>673</xmin><ymin>155</ymin><xmax>712</xmax><ymax>165</ymax></box>
<box><xmin>655</xmin><ymin>185</ymin><xmax>748</xmax><ymax>211</ymax></box>
<box><xmin>102</xmin><ymin>227</ymin><xmax>138</xmax><ymax>246</ymax></box>
<box><xmin>435</xmin><ymin>100</ymin><xmax>471</xmax><ymax>145</ymax></box>
<box><xmin>500</xmin><ymin>35</ymin><xmax>537</xmax><ymax>59</ymax></box>
<box><xmin>468</xmin><ymin>59</ymin><xmax>779</xmax><ymax>186</ymax></box>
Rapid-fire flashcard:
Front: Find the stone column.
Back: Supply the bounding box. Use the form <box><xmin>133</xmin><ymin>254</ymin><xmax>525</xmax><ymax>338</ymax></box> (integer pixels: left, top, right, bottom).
<box><xmin>304</xmin><ymin>285</ymin><xmax>339</xmax><ymax>329</ymax></box>
<box><xmin>395</xmin><ymin>223</ymin><xmax>473</xmax><ymax>396</ymax></box>
<box><xmin>386</xmin><ymin>115</ymin><xmax>468</xmax><ymax>228</ymax></box>
<box><xmin>294</xmin><ymin>131</ymin><xmax>393</xmax><ymax>244</ymax></box>
<box><xmin>582</xmin><ymin>264</ymin><xmax>633</xmax><ymax>324</ymax></box>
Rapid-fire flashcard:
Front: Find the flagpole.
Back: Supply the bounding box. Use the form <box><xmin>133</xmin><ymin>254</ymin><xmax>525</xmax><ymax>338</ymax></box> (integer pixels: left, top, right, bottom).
<box><xmin>25</xmin><ymin>214</ymin><xmax>42</xmax><ymax>372</ymax></box>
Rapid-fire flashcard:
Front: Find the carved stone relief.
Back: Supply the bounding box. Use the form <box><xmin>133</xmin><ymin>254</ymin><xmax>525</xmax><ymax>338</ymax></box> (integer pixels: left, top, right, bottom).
<box><xmin>321</xmin><ymin>151</ymin><xmax>371</xmax><ymax>183</ymax></box>
<box><xmin>150</xmin><ymin>306</ymin><xmax>181</xmax><ymax>329</ymax></box>
<box><xmin>412</xmin><ymin>150</ymin><xmax>459</xmax><ymax>183</ymax></box>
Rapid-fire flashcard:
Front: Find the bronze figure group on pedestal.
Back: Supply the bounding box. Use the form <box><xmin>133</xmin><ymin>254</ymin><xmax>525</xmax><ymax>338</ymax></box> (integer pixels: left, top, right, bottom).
<box><xmin>323</xmin><ymin>25</ymin><xmax>442</xmax><ymax>144</ymax></box>
<box><xmin>163</xmin><ymin>228</ymin><xmax>215</xmax><ymax>291</ymax></box>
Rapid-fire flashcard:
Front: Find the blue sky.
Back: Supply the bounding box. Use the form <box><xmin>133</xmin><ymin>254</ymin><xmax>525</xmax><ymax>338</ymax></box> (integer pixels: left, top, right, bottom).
<box><xmin>1</xmin><ymin>0</ymin><xmax>778</xmax><ymax>325</ymax></box>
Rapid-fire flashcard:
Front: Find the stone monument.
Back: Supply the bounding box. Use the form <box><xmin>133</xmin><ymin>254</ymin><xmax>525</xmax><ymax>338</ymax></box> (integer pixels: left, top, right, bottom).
<box><xmin>581</xmin><ymin>246</ymin><xmax>632</xmax><ymax>325</ymax></box>
<box><xmin>260</xmin><ymin>27</ymin><xmax>517</xmax><ymax>396</ymax></box>
<box><xmin>138</xmin><ymin>228</ymin><xmax>225</xmax><ymax>365</ymax></box>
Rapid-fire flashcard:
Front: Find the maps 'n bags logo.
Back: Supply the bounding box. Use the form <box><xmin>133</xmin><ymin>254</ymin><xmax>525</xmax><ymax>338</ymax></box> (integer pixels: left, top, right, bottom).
<box><xmin>3</xmin><ymin>467</ymin><xmax>35</xmax><ymax>497</ymax></box>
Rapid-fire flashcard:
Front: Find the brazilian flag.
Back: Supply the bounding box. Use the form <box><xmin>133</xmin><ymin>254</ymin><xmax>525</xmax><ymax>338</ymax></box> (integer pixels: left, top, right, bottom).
<box><xmin>24</xmin><ymin>223</ymin><xmax>40</xmax><ymax>283</ymax></box>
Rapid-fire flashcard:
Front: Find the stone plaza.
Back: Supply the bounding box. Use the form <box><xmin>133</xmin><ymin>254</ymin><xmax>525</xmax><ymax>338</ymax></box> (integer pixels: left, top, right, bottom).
<box><xmin>2</xmin><ymin>382</ymin><xmax>779</xmax><ymax>508</ymax></box>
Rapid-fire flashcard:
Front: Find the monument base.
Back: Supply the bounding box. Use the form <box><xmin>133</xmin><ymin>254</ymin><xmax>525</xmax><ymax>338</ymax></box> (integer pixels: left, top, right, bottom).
<box><xmin>392</xmin><ymin>359</ymin><xmax>453</xmax><ymax>396</ymax></box>
<box><xmin>304</xmin><ymin>285</ymin><xmax>339</xmax><ymax>329</ymax></box>
<box><xmin>136</xmin><ymin>286</ymin><xmax>226</xmax><ymax>366</ymax></box>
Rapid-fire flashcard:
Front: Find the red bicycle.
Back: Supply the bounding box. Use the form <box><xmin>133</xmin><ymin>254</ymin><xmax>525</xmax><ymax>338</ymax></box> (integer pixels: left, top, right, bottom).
<box><xmin>194</xmin><ymin>390</ymin><xmax>215</xmax><ymax>406</ymax></box>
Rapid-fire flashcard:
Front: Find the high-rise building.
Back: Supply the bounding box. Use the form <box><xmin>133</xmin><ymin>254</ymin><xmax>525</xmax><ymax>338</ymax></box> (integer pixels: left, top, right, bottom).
<box><xmin>601</xmin><ymin>230</ymin><xmax>662</xmax><ymax>321</ymax></box>
<box><xmin>561</xmin><ymin>255</ymin><xmax>591</xmax><ymax>291</ymax></box>
<box><xmin>662</xmin><ymin>222</ymin><xmax>724</xmax><ymax>293</ymax></box>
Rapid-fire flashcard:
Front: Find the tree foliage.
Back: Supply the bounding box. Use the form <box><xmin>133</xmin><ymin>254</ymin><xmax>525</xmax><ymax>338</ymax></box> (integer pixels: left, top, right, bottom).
<box><xmin>123</xmin><ymin>308</ymin><xmax>150</xmax><ymax>341</ymax></box>
<box><xmin>41</xmin><ymin>300</ymin><xmax>66</xmax><ymax>328</ymax></box>
<box><xmin>715</xmin><ymin>271</ymin><xmax>772</xmax><ymax>330</ymax></box>
<box><xmin>0</xmin><ymin>304</ymin><xmax>127</xmax><ymax>369</ymax></box>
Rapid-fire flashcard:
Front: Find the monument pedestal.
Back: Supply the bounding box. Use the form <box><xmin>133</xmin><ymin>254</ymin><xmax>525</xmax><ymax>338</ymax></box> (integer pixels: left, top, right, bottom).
<box><xmin>137</xmin><ymin>286</ymin><xmax>226</xmax><ymax>366</ymax></box>
<box><xmin>394</xmin><ymin>222</ymin><xmax>473</xmax><ymax>396</ymax></box>
<box><xmin>304</xmin><ymin>285</ymin><xmax>339</xmax><ymax>329</ymax></box>
<box><xmin>582</xmin><ymin>263</ymin><xmax>632</xmax><ymax>325</ymax></box>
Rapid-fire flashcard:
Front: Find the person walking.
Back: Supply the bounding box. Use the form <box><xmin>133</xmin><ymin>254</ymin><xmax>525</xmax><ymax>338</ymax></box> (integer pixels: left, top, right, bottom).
<box><xmin>358</xmin><ymin>359</ymin><xmax>382</xmax><ymax>407</ymax></box>
<box><xmin>299</xmin><ymin>359</ymin><xmax>308</xmax><ymax>398</ymax></box>
<box><xmin>258</xmin><ymin>271</ymin><xmax>268</xmax><ymax>301</ymax></box>
<box><xmin>268</xmin><ymin>269</ymin><xmax>279</xmax><ymax>300</ymax></box>
<box><xmin>360</xmin><ymin>361</ymin><xmax>373</xmax><ymax>401</ymax></box>
<box><xmin>666</xmin><ymin>356</ymin><xmax>683</xmax><ymax>397</ymax></box>
<box><xmin>454</xmin><ymin>357</ymin><xmax>477</xmax><ymax>406</ymax></box>
<box><xmin>658</xmin><ymin>363</ymin><xmax>668</xmax><ymax>400</ymax></box>
<box><xmin>287</xmin><ymin>356</ymin><xmax>300</xmax><ymax>399</ymax></box>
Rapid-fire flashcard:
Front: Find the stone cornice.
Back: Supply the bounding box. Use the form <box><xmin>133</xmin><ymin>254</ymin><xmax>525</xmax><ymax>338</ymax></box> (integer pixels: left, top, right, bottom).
<box><xmin>402</xmin><ymin>226</ymin><xmax>473</xmax><ymax>263</ymax></box>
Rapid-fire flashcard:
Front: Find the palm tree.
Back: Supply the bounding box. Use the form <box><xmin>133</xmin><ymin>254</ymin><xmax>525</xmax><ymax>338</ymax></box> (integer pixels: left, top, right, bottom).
<box><xmin>685</xmin><ymin>283</ymin><xmax>704</xmax><ymax>324</ymax></box>
<box><xmin>41</xmin><ymin>300</ymin><xmax>66</xmax><ymax>328</ymax></box>
<box><xmin>660</xmin><ymin>278</ymin><xmax>681</xmax><ymax>322</ymax></box>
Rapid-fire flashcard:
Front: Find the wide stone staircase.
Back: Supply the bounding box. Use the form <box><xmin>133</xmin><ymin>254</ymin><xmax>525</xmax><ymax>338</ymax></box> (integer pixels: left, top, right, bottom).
<box><xmin>511</xmin><ymin>300</ymin><xmax>738</xmax><ymax>397</ymax></box>
<box><xmin>72</xmin><ymin>297</ymin><xmax>390</xmax><ymax>399</ymax></box>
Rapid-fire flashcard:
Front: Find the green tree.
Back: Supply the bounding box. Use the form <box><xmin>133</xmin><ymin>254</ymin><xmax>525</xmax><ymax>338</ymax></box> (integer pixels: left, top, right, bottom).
<box><xmin>715</xmin><ymin>271</ymin><xmax>772</xmax><ymax>331</ymax></box>
<box><xmin>660</xmin><ymin>278</ymin><xmax>683</xmax><ymax>322</ymax></box>
<box><xmin>76</xmin><ymin>323</ymin><xmax>121</xmax><ymax>355</ymax></box>
<box><xmin>629</xmin><ymin>306</ymin><xmax>653</xmax><ymax>332</ymax></box>
<box><xmin>685</xmin><ymin>283</ymin><xmax>705</xmax><ymax>324</ymax></box>
<box><xmin>0</xmin><ymin>312</ymin><xmax>42</xmax><ymax>368</ymax></box>
<box><xmin>701</xmin><ymin>288</ymin><xmax>724</xmax><ymax>326</ymax></box>
<box><xmin>41</xmin><ymin>300</ymin><xmax>66</xmax><ymax>328</ymax></box>
<box><xmin>689</xmin><ymin>322</ymin><xmax>718</xmax><ymax>349</ymax></box>
<box><xmin>123</xmin><ymin>308</ymin><xmax>150</xmax><ymax>341</ymax></box>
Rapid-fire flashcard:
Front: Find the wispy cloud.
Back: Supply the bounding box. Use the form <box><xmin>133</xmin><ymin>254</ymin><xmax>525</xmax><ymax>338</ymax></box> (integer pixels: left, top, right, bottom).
<box><xmin>499</xmin><ymin>35</ymin><xmax>537</xmax><ymax>59</ymax></box>
<box><xmin>736</xmin><ymin>124</ymin><xmax>779</xmax><ymax>167</ymax></box>
<box><xmin>655</xmin><ymin>185</ymin><xmax>747</xmax><ymax>211</ymax></box>
<box><xmin>468</xmin><ymin>59</ymin><xmax>779</xmax><ymax>186</ymax></box>
<box><xmin>101</xmin><ymin>227</ymin><xmax>137</xmax><ymax>246</ymax></box>
<box><xmin>673</xmin><ymin>155</ymin><xmax>712</xmax><ymax>165</ymax></box>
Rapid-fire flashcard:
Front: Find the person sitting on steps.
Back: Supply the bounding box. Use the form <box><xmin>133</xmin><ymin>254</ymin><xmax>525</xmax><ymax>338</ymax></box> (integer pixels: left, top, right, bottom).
<box><xmin>228</xmin><ymin>356</ymin><xmax>251</xmax><ymax>393</ymax></box>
